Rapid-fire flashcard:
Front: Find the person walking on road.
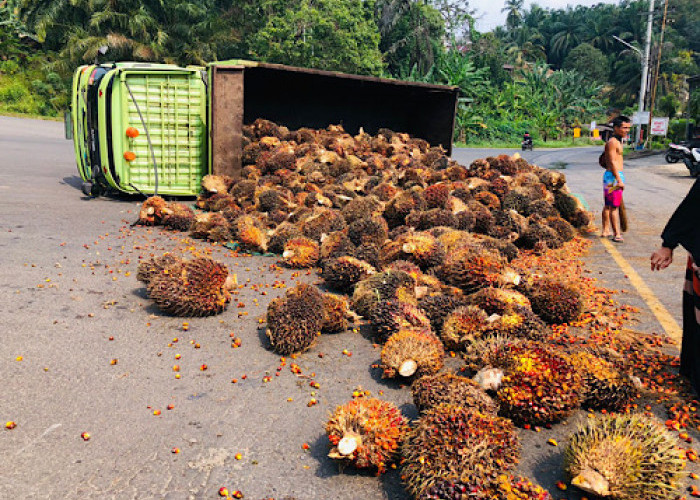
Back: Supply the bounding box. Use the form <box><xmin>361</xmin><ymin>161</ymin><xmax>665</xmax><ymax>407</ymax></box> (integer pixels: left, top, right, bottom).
<box><xmin>650</xmin><ymin>177</ymin><xmax>700</xmax><ymax>392</ymax></box>
<box><xmin>601</xmin><ymin>116</ymin><xmax>631</xmax><ymax>242</ymax></box>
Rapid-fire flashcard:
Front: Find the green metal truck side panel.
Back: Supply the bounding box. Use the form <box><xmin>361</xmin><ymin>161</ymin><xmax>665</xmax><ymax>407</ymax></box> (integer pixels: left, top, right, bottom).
<box><xmin>72</xmin><ymin>65</ymin><xmax>92</xmax><ymax>182</ymax></box>
<box><xmin>97</xmin><ymin>68</ymin><xmax>207</xmax><ymax>195</ymax></box>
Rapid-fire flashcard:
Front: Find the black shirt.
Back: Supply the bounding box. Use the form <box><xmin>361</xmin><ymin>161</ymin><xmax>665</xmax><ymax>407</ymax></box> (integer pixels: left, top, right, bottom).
<box><xmin>661</xmin><ymin>178</ymin><xmax>700</xmax><ymax>263</ymax></box>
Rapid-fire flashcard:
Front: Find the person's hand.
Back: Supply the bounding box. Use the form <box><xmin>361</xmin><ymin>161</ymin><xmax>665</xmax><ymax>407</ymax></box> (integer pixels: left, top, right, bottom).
<box><xmin>615</xmin><ymin>181</ymin><xmax>625</xmax><ymax>190</ymax></box>
<box><xmin>650</xmin><ymin>246</ymin><xmax>673</xmax><ymax>271</ymax></box>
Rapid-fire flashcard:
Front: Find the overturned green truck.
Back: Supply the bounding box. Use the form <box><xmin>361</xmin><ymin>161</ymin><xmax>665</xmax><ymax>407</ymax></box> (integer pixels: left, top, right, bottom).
<box><xmin>69</xmin><ymin>60</ymin><xmax>459</xmax><ymax>197</ymax></box>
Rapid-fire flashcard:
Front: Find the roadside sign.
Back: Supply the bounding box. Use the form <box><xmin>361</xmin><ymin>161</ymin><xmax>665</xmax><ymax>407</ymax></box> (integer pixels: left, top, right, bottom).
<box><xmin>632</xmin><ymin>111</ymin><xmax>650</xmax><ymax>124</ymax></box>
<box><xmin>590</xmin><ymin>121</ymin><xmax>596</xmax><ymax>130</ymax></box>
<box><xmin>573</xmin><ymin>127</ymin><xmax>581</xmax><ymax>138</ymax></box>
<box><xmin>650</xmin><ymin>117</ymin><xmax>669</xmax><ymax>136</ymax></box>
<box><xmin>592</xmin><ymin>129</ymin><xmax>600</xmax><ymax>138</ymax></box>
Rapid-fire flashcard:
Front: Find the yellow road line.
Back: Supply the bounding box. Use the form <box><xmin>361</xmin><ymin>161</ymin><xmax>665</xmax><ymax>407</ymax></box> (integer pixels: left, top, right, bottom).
<box><xmin>600</xmin><ymin>237</ymin><xmax>682</xmax><ymax>343</ymax></box>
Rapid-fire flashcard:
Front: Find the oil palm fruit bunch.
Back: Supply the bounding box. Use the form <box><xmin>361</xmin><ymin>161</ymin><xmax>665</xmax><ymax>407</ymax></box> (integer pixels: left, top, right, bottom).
<box><xmin>381</xmin><ymin>329</ymin><xmax>444</xmax><ymax>378</ymax></box>
<box><xmin>525</xmin><ymin>279</ymin><xmax>583</xmax><ymax>325</ymax></box>
<box><xmin>411</xmin><ymin>372</ymin><xmax>497</xmax><ymax>414</ymax></box>
<box><xmin>190</xmin><ymin>212</ymin><xmax>231</xmax><ymax>241</ymax></box>
<box><xmin>467</xmin><ymin>287</ymin><xmax>531</xmax><ymax>315</ymax></box>
<box><xmin>137</xmin><ymin>195</ymin><xmax>169</xmax><ymax>225</ymax></box>
<box><xmin>401</xmin><ymin>404</ymin><xmax>520</xmax><ymax>498</ymax></box>
<box><xmin>383</xmin><ymin>188</ymin><xmax>427</xmax><ymax>228</ymax></box>
<box><xmin>370</xmin><ymin>300</ymin><xmax>432</xmax><ymax>343</ymax></box>
<box><xmin>396</xmin><ymin>232</ymin><xmax>446</xmax><ymax>270</ymax></box>
<box><xmin>351</xmin><ymin>270</ymin><xmax>416</xmax><ymax>318</ymax></box>
<box><xmin>233</xmin><ymin>214</ymin><xmax>268</xmax><ymax>253</ymax></box>
<box><xmin>341</xmin><ymin>195</ymin><xmax>384</xmax><ymax>224</ymax></box>
<box><xmin>440</xmin><ymin>305</ymin><xmax>491</xmax><ymax>351</ymax></box>
<box><xmin>544</xmin><ymin>216</ymin><xmax>576</xmax><ymax>242</ymax></box>
<box><xmin>325</xmin><ymin>398</ymin><xmax>408</xmax><ymax>473</ymax></box>
<box><xmin>496</xmin><ymin>343</ymin><xmax>582</xmax><ymax>425</ymax></box>
<box><xmin>462</xmin><ymin>335</ymin><xmax>522</xmax><ymax>375</ymax></box>
<box><xmin>568</xmin><ymin>350</ymin><xmax>636</xmax><ymax>412</ymax></box>
<box><xmin>136</xmin><ymin>253</ymin><xmax>183</xmax><ymax>284</ymax></box>
<box><xmin>161</xmin><ymin>202</ymin><xmax>195</xmax><ymax>232</ymax></box>
<box><xmin>320</xmin><ymin>256</ymin><xmax>376</xmax><ymax>293</ymax></box>
<box><xmin>347</xmin><ymin>216</ymin><xmax>389</xmax><ymax>247</ymax></box>
<box><xmin>321</xmin><ymin>293</ymin><xmax>352</xmax><ymax>333</ymax></box>
<box><xmin>146</xmin><ymin>257</ymin><xmax>231</xmax><ymax>317</ymax></box>
<box><xmin>300</xmin><ymin>207</ymin><xmax>346</xmax><ymax>242</ymax></box>
<box><xmin>422</xmin><ymin>474</ymin><xmax>551</xmax><ymax>500</ymax></box>
<box><xmin>439</xmin><ymin>246</ymin><xmax>505</xmax><ymax>293</ymax></box>
<box><xmin>487</xmin><ymin>306</ymin><xmax>548</xmax><ymax>341</ymax></box>
<box><xmin>418</xmin><ymin>293</ymin><xmax>465</xmax><ymax>334</ymax></box>
<box><xmin>319</xmin><ymin>230</ymin><xmax>355</xmax><ymax>261</ymax></box>
<box><xmin>267</xmin><ymin>222</ymin><xmax>304</xmax><ymax>254</ymax></box>
<box><xmin>564</xmin><ymin>413</ymin><xmax>685</xmax><ymax>500</ymax></box>
<box><xmin>265</xmin><ymin>283</ymin><xmax>325</xmax><ymax>354</ymax></box>
<box><xmin>201</xmin><ymin>174</ymin><xmax>235</xmax><ymax>195</ymax></box>
<box><xmin>281</xmin><ymin>237</ymin><xmax>320</xmax><ymax>268</ymax></box>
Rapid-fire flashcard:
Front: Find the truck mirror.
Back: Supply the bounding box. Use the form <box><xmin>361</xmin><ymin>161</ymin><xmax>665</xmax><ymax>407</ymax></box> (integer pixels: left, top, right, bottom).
<box><xmin>64</xmin><ymin>111</ymin><xmax>73</xmax><ymax>140</ymax></box>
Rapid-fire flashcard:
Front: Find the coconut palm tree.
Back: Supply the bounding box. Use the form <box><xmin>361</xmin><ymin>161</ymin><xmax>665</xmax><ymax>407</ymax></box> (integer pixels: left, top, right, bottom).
<box><xmin>501</xmin><ymin>0</ymin><xmax>524</xmax><ymax>31</ymax></box>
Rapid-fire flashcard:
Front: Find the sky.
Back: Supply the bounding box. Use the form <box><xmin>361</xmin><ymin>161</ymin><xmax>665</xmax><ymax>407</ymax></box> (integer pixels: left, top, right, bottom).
<box><xmin>471</xmin><ymin>0</ymin><xmax>622</xmax><ymax>32</ymax></box>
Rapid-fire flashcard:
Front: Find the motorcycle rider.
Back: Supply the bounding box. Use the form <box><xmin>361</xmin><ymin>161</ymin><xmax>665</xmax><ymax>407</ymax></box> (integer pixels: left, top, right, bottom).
<box><xmin>522</xmin><ymin>132</ymin><xmax>533</xmax><ymax>150</ymax></box>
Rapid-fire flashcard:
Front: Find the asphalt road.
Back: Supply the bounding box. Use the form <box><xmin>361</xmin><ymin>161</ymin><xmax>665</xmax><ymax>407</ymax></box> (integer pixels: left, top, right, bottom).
<box><xmin>1</xmin><ymin>116</ymin><xmax>696</xmax><ymax>499</ymax></box>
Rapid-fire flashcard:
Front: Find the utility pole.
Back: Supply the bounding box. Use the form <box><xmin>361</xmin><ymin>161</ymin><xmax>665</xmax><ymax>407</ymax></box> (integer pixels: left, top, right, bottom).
<box><xmin>645</xmin><ymin>0</ymin><xmax>670</xmax><ymax>147</ymax></box>
<box><xmin>638</xmin><ymin>0</ymin><xmax>655</xmax><ymax>147</ymax></box>
<box><xmin>612</xmin><ymin>0</ymin><xmax>653</xmax><ymax>148</ymax></box>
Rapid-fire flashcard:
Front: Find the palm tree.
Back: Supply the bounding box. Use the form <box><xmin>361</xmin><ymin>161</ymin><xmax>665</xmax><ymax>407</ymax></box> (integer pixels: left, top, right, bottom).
<box><xmin>501</xmin><ymin>0</ymin><xmax>524</xmax><ymax>31</ymax></box>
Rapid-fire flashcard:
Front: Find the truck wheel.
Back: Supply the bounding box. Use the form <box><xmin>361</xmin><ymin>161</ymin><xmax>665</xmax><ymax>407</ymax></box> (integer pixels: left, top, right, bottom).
<box><xmin>81</xmin><ymin>182</ymin><xmax>94</xmax><ymax>197</ymax></box>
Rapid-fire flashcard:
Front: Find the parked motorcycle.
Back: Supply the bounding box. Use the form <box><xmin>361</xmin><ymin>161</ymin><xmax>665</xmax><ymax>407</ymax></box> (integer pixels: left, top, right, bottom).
<box><xmin>668</xmin><ymin>142</ymin><xmax>700</xmax><ymax>177</ymax></box>
<box><xmin>665</xmin><ymin>142</ymin><xmax>687</xmax><ymax>163</ymax></box>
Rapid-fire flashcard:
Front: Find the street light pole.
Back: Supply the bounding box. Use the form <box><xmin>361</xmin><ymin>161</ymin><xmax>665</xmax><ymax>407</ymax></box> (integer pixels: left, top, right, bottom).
<box><xmin>639</xmin><ymin>0</ymin><xmax>655</xmax><ymax>146</ymax></box>
<box><xmin>612</xmin><ymin>0</ymin><xmax>654</xmax><ymax>147</ymax></box>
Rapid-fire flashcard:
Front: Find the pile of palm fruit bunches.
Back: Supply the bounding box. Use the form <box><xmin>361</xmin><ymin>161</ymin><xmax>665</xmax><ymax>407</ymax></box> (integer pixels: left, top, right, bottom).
<box><xmin>135</xmin><ymin>119</ymin><xmax>686</xmax><ymax>499</ymax></box>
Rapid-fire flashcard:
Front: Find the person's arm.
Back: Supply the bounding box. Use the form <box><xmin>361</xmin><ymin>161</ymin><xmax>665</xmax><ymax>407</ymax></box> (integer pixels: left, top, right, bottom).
<box><xmin>604</xmin><ymin>139</ymin><xmax>624</xmax><ymax>188</ymax></box>
<box><xmin>661</xmin><ymin>178</ymin><xmax>700</xmax><ymax>250</ymax></box>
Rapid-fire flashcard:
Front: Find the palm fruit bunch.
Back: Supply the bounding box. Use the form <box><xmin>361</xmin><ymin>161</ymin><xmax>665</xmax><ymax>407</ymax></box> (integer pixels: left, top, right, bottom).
<box><xmin>190</xmin><ymin>212</ymin><xmax>231</xmax><ymax>241</ymax></box>
<box><xmin>325</xmin><ymin>397</ymin><xmax>408</xmax><ymax>473</ymax></box>
<box><xmin>568</xmin><ymin>350</ymin><xmax>636</xmax><ymax>411</ymax></box>
<box><xmin>422</xmin><ymin>474</ymin><xmax>551</xmax><ymax>500</ymax></box>
<box><xmin>370</xmin><ymin>300</ymin><xmax>432</xmax><ymax>343</ymax></box>
<box><xmin>319</xmin><ymin>230</ymin><xmax>355</xmax><ymax>260</ymax></box>
<box><xmin>564</xmin><ymin>413</ymin><xmax>685</xmax><ymax>500</ymax></box>
<box><xmin>418</xmin><ymin>293</ymin><xmax>465</xmax><ymax>334</ymax></box>
<box><xmin>136</xmin><ymin>253</ymin><xmax>183</xmax><ymax>284</ymax></box>
<box><xmin>351</xmin><ymin>270</ymin><xmax>416</xmax><ymax>318</ymax></box>
<box><xmin>467</xmin><ymin>287</ymin><xmax>531</xmax><ymax>315</ymax></box>
<box><xmin>401</xmin><ymin>404</ymin><xmax>520</xmax><ymax>498</ymax></box>
<box><xmin>438</xmin><ymin>246</ymin><xmax>505</xmax><ymax>293</ymax></box>
<box><xmin>524</xmin><ymin>279</ymin><xmax>583</xmax><ymax>325</ymax></box>
<box><xmin>487</xmin><ymin>306</ymin><xmax>549</xmax><ymax>341</ymax></box>
<box><xmin>281</xmin><ymin>237</ymin><xmax>319</xmax><ymax>268</ymax></box>
<box><xmin>383</xmin><ymin>188</ymin><xmax>426</xmax><ymax>228</ymax></box>
<box><xmin>495</xmin><ymin>343</ymin><xmax>582</xmax><ymax>425</ymax></box>
<box><xmin>411</xmin><ymin>372</ymin><xmax>498</xmax><ymax>414</ymax></box>
<box><xmin>268</xmin><ymin>222</ymin><xmax>304</xmax><ymax>254</ymax></box>
<box><xmin>440</xmin><ymin>305</ymin><xmax>491</xmax><ymax>351</ymax></box>
<box><xmin>347</xmin><ymin>216</ymin><xmax>388</xmax><ymax>247</ymax></box>
<box><xmin>137</xmin><ymin>195</ymin><xmax>169</xmax><ymax>225</ymax></box>
<box><xmin>233</xmin><ymin>214</ymin><xmax>268</xmax><ymax>252</ymax></box>
<box><xmin>515</xmin><ymin>222</ymin><xmax>563</xmax><ymax>250</ymax></box>
<box><xmin>381</xmin><ymin>329</ymin><xmax>444</xmax><ymax>378</ymax></box>
<box><xmin>462</xmin><ymin>334</ymin><xmax>511</xmax><ymax>374</ymax></box>
<box><xmin>321</xmin><ymin>293</ymin><xmax>352</xmax><ymax>333</ymax></box>
<box><xmin>320</xmin><ymin>256</ymin><xmax>375</xmax><ymax>293</ymax></box>
<box><xmin>265</xmin><ymin>283</ymin><xmax>325</xmax><ymax>354</ymax></box>
<box><xmin>146</xmin><ymin>256</ymin><xmax>231</xmax><ymax>317</ymax></box>
<box><xmin>161</xmin><ymin>202</ymin><xmax>195</xmax><ymax>231</ymax></box>
<box><xmin>392</xmin><ymin>231</ymin><xmax>446</xmax><ymax>270</ymax></box>
<box><xmin>544</xmin><ymin>216</ymin><xmax>576</xmax><ymax>242</ymax></box>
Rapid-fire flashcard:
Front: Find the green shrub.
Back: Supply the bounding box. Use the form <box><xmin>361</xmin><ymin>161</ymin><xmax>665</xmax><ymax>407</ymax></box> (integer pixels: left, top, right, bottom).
<box><xmin>0</xmin><ymin>82</ymin><xmax>30</xmax><ymax>103</ymax></box>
